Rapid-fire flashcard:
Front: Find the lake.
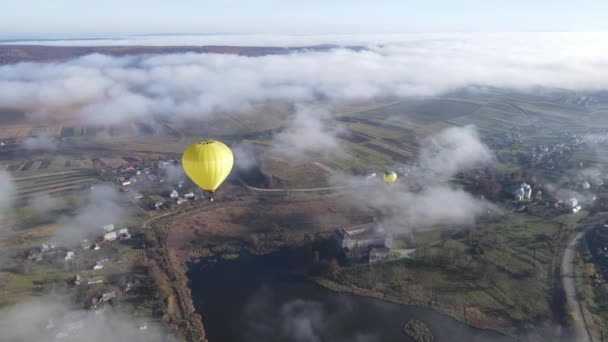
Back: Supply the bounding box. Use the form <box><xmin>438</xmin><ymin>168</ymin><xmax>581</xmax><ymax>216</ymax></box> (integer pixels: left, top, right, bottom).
<box><xmin>187</xmin><ymin>250</ymin><xmax>530</xmax><ymax>342</ymax></box>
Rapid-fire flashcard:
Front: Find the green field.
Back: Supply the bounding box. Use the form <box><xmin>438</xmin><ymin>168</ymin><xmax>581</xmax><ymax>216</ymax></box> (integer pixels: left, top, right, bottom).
<box><xmin>317</xmin><ymin>209</ymin><xmax>589</xmax><ymax>335</ymax></box>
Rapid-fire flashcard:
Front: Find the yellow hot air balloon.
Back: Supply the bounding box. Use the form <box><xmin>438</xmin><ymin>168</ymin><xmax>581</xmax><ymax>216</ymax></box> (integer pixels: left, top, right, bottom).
<box><xmin>383</xmin><ymin>171</ymin><xmax>397</xmax><ymax>184</ymax></box>
<box><xmin>182</xmin><ymin>139</ymin><xmax>234</xmax><ymax>202</ymax></box>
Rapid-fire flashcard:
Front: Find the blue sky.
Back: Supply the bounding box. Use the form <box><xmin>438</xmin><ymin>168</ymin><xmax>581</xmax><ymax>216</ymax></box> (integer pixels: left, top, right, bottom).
<box><xmin>1</xmin><ymin>0</ymin><xmax>607</xmax><ymax>37</ymax></box>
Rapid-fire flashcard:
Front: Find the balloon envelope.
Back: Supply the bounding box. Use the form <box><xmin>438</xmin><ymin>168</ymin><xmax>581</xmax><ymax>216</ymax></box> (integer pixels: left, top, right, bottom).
<box><xmin>182</xmin><ymin>140</ymin><xmax>234</xmax><ymax>192</ymax></box>
<box><xmin>383</xmin><ymin>171</ymin><xmax>397</xmax><ymax>184</ymax></box>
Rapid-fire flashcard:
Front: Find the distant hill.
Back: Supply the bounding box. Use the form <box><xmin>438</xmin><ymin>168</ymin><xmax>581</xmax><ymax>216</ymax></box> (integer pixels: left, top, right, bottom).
<box><xmin>0</xmin><ymin>44</ymin><xmax>365</xmax><ymax>65</ymax></box>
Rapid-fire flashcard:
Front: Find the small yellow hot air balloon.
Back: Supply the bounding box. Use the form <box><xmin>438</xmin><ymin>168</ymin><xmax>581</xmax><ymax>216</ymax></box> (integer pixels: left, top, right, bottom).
<box><xmin>383</xmin><ymin>170</ymin><xmax>397</xmax><ymax>184</ymax></box>
<box><xmin>182</xmin><ymin>139</ymin><xmax>234</xmax><ymax>202</ymax></box>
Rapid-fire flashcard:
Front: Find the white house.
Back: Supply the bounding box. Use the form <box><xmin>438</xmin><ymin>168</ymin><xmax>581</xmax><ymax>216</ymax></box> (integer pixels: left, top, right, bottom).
<box><xmin>93</xmin><ymin>264</ymin><xmax>104</xmax><ymax>271</ymax></box>
<box><xmin>118</xmin><ymin>228</ymin><xmax>131</xmax><ymax>239</ymax></box>
<box><xmin>103</xmin><ymin>224</ymin><xmax>115</xmax><ymax>232</ymax></box>
<box><xmin>184</xmin><ymin>192</ymin><xmax>195</xmax><ymax>199</ymax></box>
<box><xmin>169</xmin><ymin>190</ymin><xmax>179</xmax><ymax>199</ymax></box>
<box><xmin>101</xmin><ymin>290</ymin><xmax>117</xmax><ymax>302</ymax></box>
<box><xmin>87</xmin><ymin>277</ymin><xmax>103</xmax><ymax>285</ymax></box>
<box><xmin>65</xmin><ymin>251</ymin><xmax>75</xmax><ymax>260</ymax></box>
<box><xmin>80</xmin><ymin>239</ymin><xmax>91</xmax><ymax>250</ymax></box>
<box><xmin>104</xmin><ymin>231</ymin><xmax>117</xmax><ymax>242</ymax></box>
<box><xmin>176</xmin><ymin>197</ymin><xmax>188</xmax><ymax>205</ymax></box>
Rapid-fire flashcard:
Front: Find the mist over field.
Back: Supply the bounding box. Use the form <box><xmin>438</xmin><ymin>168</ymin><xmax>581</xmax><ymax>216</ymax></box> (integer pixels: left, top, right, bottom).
<box><xmin>1</xmin><ymin>33</ymin><xmax>608</xmax><ymax>127</ymax></box>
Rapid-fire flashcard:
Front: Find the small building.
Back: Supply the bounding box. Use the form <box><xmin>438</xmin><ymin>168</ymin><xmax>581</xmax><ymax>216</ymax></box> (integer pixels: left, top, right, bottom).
<box><xmin>183</xmin><ymin>192</ymin><xmax>195</xmax><ymax>199</ymax></box>
<box><xmin>154</xmin><ymin>201</ymin><xmax>165</xmax><ymax>210</ymax></box>
<box><xmin>513</xmin><ymin>182</ymin><xmax>532</xmax><ymax>202</ymax></box>
<box><xmin>65</xmin><ymin>251</ymin><xmax>75</xmax><ymax>260</ymax></box>
<box><xmin>133</xmin><ymin>193</ymin><xmax>143</xmax><ymax>200</ymax></box>
<box><xmin>103</xmin><ymin>224</ymin><xmax>115</xmax><ymax>232</ymax></box>
<box><xmin>80</xmin><ymin>239</ymin><xmax>91</xmax><ymax>250</ymax></box>
<box><xmin>369</xmin><ymin>247</ymin><xmax>390</xmax><ymax>263</ymax></box>
<box><xmin>104</xmin><ymin>231</ymin><xmax>117</xmax><ymax>242</ymax></box>
<box><xmin>93</xmin><ymin>264</ymin><xmax>103</xmax><ymax>271</ymax></box>
<box><xmin>332</xmin><ymin>222</ymin><xmax>393</xmax><ymax>262</ymax></box>
<box><xmin>169</xmin><ymin>190</ymin><xmax>179</xmax><ymax>199</ymax></box>
<box><xmin>87</xmin><ymin>277</ymin><xmax>104</xmax><ymax>285</ymax></box>
<box><xmin>101</xmin><ymin>290</ymin><xmax>117</xmax><ymax>302</ymax></box>
<box><xmin>332</xmin><ymin>222</ymin><xmax>392</xmax><ymax>250</ymax></box>
<box><xmin>176</xmin><ymin>197</ymin><xmax>188</xmax><ymax>205</ymax></box>
<box><xmin>118</xmin><ymin>228</ymin><xmax>131</xmax><ymax>239</ymax></box>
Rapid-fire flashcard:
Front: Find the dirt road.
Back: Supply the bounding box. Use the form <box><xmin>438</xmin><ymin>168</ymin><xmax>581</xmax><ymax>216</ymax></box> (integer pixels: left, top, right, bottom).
<box><xmin>561</xmin><ymin>232</ymin><xmax>592</xmax><ymax>342</ymax></box>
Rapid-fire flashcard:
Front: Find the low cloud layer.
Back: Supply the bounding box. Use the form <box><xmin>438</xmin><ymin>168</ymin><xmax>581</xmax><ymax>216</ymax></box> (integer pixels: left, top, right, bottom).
<box><xmin>27</xmin><ymin>193</ymin><xmax>64</xmax><ymax>215</ymax></box>
<box><xmin>52</xmin><ymin>183</ymin><xmax>127</xmax><ymax>246</ymax></box>
<box><xmin>20</xmin><ymin>132</ymin><xmax>58</xmax><ymax>151</ymax></box>
<box><xmin>271</xmin><ymin>105</ymin><xmax>345</xmax><ymax>159</ymax></box>
<box><xmin>417</xmin><ymin>125</ymin><xmax>494</xmax><ymax>182</ymax></box>
<box><xmin>330</xmin><ymin>125</ymin><xmax>496</xmax><ymax>230</ymax></box>
<box><xmin>232</xmin><ymin>142</ymin><xmax>259</xmax><ymax>171</ymax></box>
<box><xmin>2</xmin><ymin>33</ymin><xmax>608</xmax><ymax>125</ymax></box>
<box><xmin>0</xmin><ymin>295</ymin><xmax>170</xmax><ymax>342</ymax></box>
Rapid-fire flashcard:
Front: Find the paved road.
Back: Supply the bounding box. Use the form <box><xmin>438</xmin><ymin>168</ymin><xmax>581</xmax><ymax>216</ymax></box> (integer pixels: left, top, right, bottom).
<box><xmin>561</xmin><ymin>232</ymin><xmax>592</xmax><ymax>342</ymax></box>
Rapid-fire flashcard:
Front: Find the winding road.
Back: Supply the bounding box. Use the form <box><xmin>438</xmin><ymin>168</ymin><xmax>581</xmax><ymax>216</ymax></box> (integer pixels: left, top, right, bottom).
<box><xmin>561</xmin><ymin>232</ymin><xmax>592</xmax><ymax>342</ymax></box>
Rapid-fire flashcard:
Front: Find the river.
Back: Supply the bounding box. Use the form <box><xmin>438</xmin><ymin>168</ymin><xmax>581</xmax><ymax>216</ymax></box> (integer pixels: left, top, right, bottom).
<box><xmin>187</xmin><ymin>250</ymin><xmax>522</xmax><ymax>342</ymax></box>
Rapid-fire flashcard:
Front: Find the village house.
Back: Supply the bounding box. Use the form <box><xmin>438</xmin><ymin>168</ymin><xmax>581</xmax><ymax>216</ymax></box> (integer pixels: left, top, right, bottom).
<box><xmin>87</xmin><ymin>277</ymin><xmax>104</xmax><ymax>285</ymax></box>
<box><xmin>169</xmin><ymin>189</ymin><xmax>179</xmax><ymax>199</ymax></box>
<box><xmin>513</xmin><ymin>182</ymin><xmax>532</xmax><ymax>202</ymax></box>
<box><xmin>101</xmin><ymin>290</ymin><xmax>117</xmax><ymax>302</ymax></box>
<box><xmin>103</xmin><ymin>224</ymin><xmax>115</xmax><ymax>232</ymax></box>
<box><xmin>104</xmin><ymin>231</ymin><xmax>117</xmax><ymax>242</ymax></box>
<box><xmin>118</xmin><ymin>228</ymin><xmax>131</xmax><ymax>239</ymax></box>
<box><xmin>369</xmin><ymin>247</ymin><xmax>391</xmax><ymax>263</ymax></box>
<box><xmin>65</xmin><ymin>251</ymin><xmax>75</xmax><ymax>261</ymax></box>
<box><xmin>176</xmin><ymin>197</ymin><xmax>188</xmax><ymax>205</ymax></box>
<box><xmin>80</xmin><ymin>239</ymin><xmax>91</xmax><ymax>250</ymax></box>
<box><xmin>332</xmin><ymin>222</ymin><xmax>393</xmax><ymax>263</ymax></box>
<box><xmin>332</xmin><ymin>222</ymin><xmax>393</xmax><ymax>250</ymax></box>
<box><xmin>184</xmin><ymin>192</ymin><xmax>195</xmax><ymax>199</ymax></box>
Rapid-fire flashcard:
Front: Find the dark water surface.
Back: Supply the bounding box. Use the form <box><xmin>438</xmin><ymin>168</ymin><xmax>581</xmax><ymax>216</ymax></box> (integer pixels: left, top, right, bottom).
<box><xmin>187</xmin><ymin>250</ymin><xmax>543</xmax><ymax>342</ymax></box>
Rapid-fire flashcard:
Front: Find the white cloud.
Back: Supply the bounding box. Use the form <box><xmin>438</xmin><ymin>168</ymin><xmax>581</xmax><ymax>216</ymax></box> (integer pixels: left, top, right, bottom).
<box><xmin>329</xmin><ymin>126</ymin><xmax>496</xmax><ymax>230</ymax></box>
<box><xmin>0</xmin><ymin>295</ymin><xmax>170</xmax><ymax>342</ymax></box>
<box><xmin>270</xmin><ymin>105</ymin><xmax>345</xmax><ymax>159</ymax></box>
<box><xmin>417</xmin><ymin>125</ymin><xmax>494</xmax><ymax>182</ymax></box>
<box><xmin>2</xmin><ymin>33</ymin><xmax>608</xmax><ymax>125</ymax></box>
<box><xmin>52</xmin><ymin>183</ymin><xmax>127</xmax><ymax>246</ymax></box>
<box><xmin>20</xmin><ymin>132</ymin><xmax>58</xmax><ymax>151</ymax></box>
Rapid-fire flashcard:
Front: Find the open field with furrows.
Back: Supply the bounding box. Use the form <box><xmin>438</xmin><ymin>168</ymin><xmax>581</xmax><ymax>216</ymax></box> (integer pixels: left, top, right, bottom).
<box><xmin>5</xmin><ymin>155</ymin><xmax>93</xmax><ymax>174</ymax></box>
<box><xmin>13</xmin><ymin>169</ymin><xmax>98</xmax><ymax>198</ymax></box>
<box><xmin>259</xmin><ymin>156</ymin><xmax>334</xmax><ymax>188</ymax></box>
<box><xmin>353</xmin><ymin>98</ymin><xmax>484</xmax><ymax>124</ymax></box>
